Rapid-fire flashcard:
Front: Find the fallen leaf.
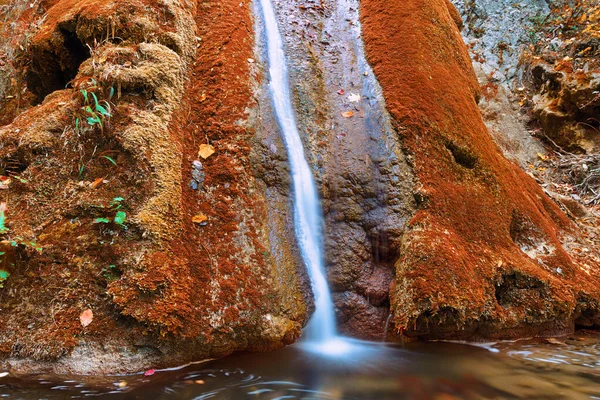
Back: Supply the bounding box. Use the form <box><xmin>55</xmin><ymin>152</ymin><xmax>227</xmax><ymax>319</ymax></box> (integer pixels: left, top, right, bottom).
<box><xmin>341</xmin><ymin>111</ymin><xmax>354</xmax><ymax>118</ymax></box>
<box><xmin>195</xmin><ymin>380</ymin><xmax>205</xmax><ymax>384</ymax></box>
<box><xmin>80</xmin><ymin>309</ymin><xmax>93</xmax><ymax>327</ymax></box>
<box><xmin>347</xmin><ymin>93</ymin><xmax>361</xmax><ymax>103</ymax></box>
<box><xmin>91</xmin><ymin>178</ymin><xmax>103</xmax><ymax>189</ymax></box>
<box><xmin>0</xmin><ymin>177</ymin><xmax>11</xmax><ymax>190</ymax></box>
<box><xmin>118</xmin><ymin>381</ymin><xmax>127</xmax><ymax>388</ymax></box>
<box><xmin>337</xmin><ymin>89</ymin><xmax>345</xmax><ymax>95</ymax></box>
<box><xmin>199</xmin><ymin>92</ymin><xmax>207</xmax><ymax>102</ymax></box>
<box><xmin>198</xmin><ymin>144</ymin><xmax>215</xmax><ymax>159</ymax></box>
<box><xmin>192</xmin><ymin>214</ymin><xmax>208</xmax><ymax>224</ymax></box>
<box><xmin>144</xmin><ymin>369</ymin><xmax>156</xmax><ymax>376</ymax></box>
<box><xmin>0</xmin><ymin>372</ymin><xmax>8</xmax><ymax>378</ymax></box>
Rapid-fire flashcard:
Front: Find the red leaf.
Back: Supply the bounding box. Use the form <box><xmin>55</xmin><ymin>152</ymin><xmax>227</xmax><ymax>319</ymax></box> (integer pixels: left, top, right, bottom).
<box><xmin>80</xmin><ymin>309</ymin><xmax>93</xmax><ymax>327</ymax></box>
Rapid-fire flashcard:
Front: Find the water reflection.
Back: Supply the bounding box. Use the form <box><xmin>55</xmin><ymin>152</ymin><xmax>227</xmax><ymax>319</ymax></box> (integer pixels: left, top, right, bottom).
<box><xmin>0</xmin><ymin>332</ymin><xmax>600</xmax><ymax>399</ymax></box>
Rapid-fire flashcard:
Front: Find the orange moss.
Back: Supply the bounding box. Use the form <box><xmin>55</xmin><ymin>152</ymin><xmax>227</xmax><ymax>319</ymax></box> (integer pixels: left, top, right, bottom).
<box><xmin>361</xmin><ymin>0</ymin><xmax>600</xmax><ymax>339</ymax></box>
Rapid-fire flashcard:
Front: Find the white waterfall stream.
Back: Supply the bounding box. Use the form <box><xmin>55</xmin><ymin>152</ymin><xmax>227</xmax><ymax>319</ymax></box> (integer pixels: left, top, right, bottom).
<box><xmin>258</xmin><ymin>0</ymin><xmax>338</xmax><ymax>346</ymax></box>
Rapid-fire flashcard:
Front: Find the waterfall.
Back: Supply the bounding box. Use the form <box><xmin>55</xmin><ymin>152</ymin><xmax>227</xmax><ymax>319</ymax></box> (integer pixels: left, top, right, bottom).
<box><xmin>258</xmin><ymin>0</ymin><xmax>336</xmax><ymax>343</ymax></box>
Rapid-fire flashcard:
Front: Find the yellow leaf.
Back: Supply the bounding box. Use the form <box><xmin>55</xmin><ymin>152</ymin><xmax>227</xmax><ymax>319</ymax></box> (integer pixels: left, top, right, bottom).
<box><xmin>198</xmin><ymin>144</ymin><xmax>215</xmax><ymax>159</ymax></box>
<box><xmin>341</xmin><ymin>111</ymin><xmax>354</xmax><ymax>118</ymax></box>
<box><xmin>192</xmin><ymin>214</ymin><xmax>208</xmax><ymax>224</ymax></box>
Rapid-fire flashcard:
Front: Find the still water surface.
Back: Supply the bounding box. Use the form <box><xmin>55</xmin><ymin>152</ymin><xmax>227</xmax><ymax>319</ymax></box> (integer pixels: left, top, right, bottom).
<box><xmin>1</xmin><ymin>332</ymin><xmax>600</xmax><ymax>399</ymax></box>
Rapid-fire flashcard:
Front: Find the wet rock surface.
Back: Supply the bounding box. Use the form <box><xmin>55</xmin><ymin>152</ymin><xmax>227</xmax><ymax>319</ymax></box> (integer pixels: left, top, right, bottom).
<box><xmin>266</xmin><ymin>0</ymin><xmax>416</xmax><ymax>340</ymax></box>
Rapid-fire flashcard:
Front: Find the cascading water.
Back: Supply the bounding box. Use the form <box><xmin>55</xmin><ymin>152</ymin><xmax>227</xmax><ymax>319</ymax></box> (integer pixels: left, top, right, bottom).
<box><xmin>258</xmin><ymin>0</ymin><xmax>337</xmax><ymax>345</ymax></box>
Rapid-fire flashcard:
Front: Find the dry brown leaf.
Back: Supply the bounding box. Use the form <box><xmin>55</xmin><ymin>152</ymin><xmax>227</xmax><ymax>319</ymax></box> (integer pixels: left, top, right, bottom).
<box><xmin>341</xmin><ymin>111</ymin><xmax>354</xmax><ymax>118</ymax></box>
<box><xmin>198</xmin><ymin>144</ymin><xmax>215</xmax><ymax>159</ymax></box>
<box><xmin>192</xmin><ymin>214</ymin><xmax>208</xmax><ymax>224</ymax></box>
<box><xmin>80</xmin><ymin>309</ymin><xmax>93</xmax><ymax>327</ymax></box>
<box><xmin>199</xmin><ymin>92</ymin><xmax>207</xmax><ymax>102</ymax></box>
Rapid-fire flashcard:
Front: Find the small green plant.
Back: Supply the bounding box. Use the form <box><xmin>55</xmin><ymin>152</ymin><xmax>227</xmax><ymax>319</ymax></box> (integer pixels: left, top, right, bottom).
<box><xmin>101</xmin><ymin>264</ymin><xmax>120</xmax><ymax>282</ymax></box>
<box><xmin>11</xmin><ymin>175</ymin><xmax>28</xmax><ymax>183</ymax></box>
<box><xmin>0</xmin><ymin>202</ymin><xmax>42</xmax><ymax>288</ymax></box>
<box><xmin>73</xmin><ymin>78</ymin><xmax>114</xmax><ymax>135</ymax></box>
<box><xmin>94</xmin><ymin>197</ymin><xmax>127</xmax><ymax>229</ymax></box>
<box><xmin>0</xmin><ymin>203</ymin><xmax>8</xmax><ymax>235</ymax></box>
<box><xmin>102</xmin><ymin>155</ymin><xmax>117</xmax><ymax>167</ymax></box>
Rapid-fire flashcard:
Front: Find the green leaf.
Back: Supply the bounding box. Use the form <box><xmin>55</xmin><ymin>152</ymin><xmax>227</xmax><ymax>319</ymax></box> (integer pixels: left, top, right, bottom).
<box><xmin>101</xmin><ymin>100</ymin><xmax>112</xmax><ymax>112</ymax></box>
<box><xmin>12</xmin><ymin>175</ymin><xmax>28</xmax><ymax>184</ymax></box>
<box><xmin>91</xmin><ymin>92</ymin><xmax>99</xmax><ymax>109</ymax></box>
<box><xmin>75</xmin><ymin>117</ymin><xmax>80</xmax><ymax>132</ymax></box>
<box><xmin>108</xmin><ymin>86</ymin><xmax>115</xmax><ymax>100</ymax></box>
<box><xmin>95</xmin><ymin>104</ymin><xmax>110</xmax><ymax>117</ymax></box>
<box><xmin>79</xmin><ymin>165</ymin><xmax>85</xmax><ymax>178</ymax></box>
<box><xmin>102</xmin><ymin>156</ymin><xmax>117</xmax><ymax>166</ymax></box>
<box><xmin>0</xmin><ymin>211</ymin><xmax>8</xmax><ymax>234</ymax></box>
<box><xmin>0</xmin><ymin>270</ymin><xmax>10</xmax><ymax>280</ymax></box>
<box><xmin>110</xmin><ymin>197</ymin><xmax>124</xmax><ymax>209</ymax></box>
<box><xmin>87</xmin><ymin>116</ymin><xmax>102</xmax><ymax>126</ymax></box>
<box><xmin>81</xmin><ymin>89</ymin><xmax>88</xmax><ymax>103</ymax></box>
<box><xmin>113</xmin><ymin>211</ymin><xmax>127</xmax><ymax>226</ymax></box>
<box><xmin>95</xmin><ymin>217</ymin><xmax>110</xmax><ymax>224</ymax></box>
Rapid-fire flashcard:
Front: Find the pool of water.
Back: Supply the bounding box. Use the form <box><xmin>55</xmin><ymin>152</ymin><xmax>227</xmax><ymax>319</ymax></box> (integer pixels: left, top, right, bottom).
<box><xmin>1</xmin><ymin>332</ymin><xmax>600</xmax><ymax>399</ymax></box>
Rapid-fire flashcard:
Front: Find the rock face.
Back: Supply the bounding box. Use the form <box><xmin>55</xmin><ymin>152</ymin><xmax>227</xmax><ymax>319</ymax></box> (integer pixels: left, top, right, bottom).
<box><xmin>530</xmin><ymin>62</ymin><xmax>600</xmax><ymax>152</ymax></box>
<box><xmin>360</xmin><ymin>0</ymin><xmax>600</xmax><ymax>339</ymax></box>
<box><xmin>522</xmin><ymin>0</ymin><xmax>600</xmax><ymax>153</ymax></box>
<box><xmin>0</xmin><ymin>0</ymin><xmax>308</xmax><ymax>374</ymax></box>
<box><xmin>450</xmin><ymin>0</ymin><xmax>550</xmax><ymax>168</ymax></box>
<box><xmin>453</xmin><ymin>0</ymin><xmax>600</xmax><ymax>154</ymax></box>
<box><xmin>258</xmin><ymin>0</ymin><xmax>416</xmax><ymax>341</ymax></box>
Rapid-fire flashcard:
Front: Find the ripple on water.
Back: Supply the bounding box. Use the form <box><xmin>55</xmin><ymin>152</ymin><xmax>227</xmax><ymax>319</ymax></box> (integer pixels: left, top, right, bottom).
<box><xmin>1</xmin><ymin>333</ymin><xmax>600</xmax><ymax>399</ymax></box>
